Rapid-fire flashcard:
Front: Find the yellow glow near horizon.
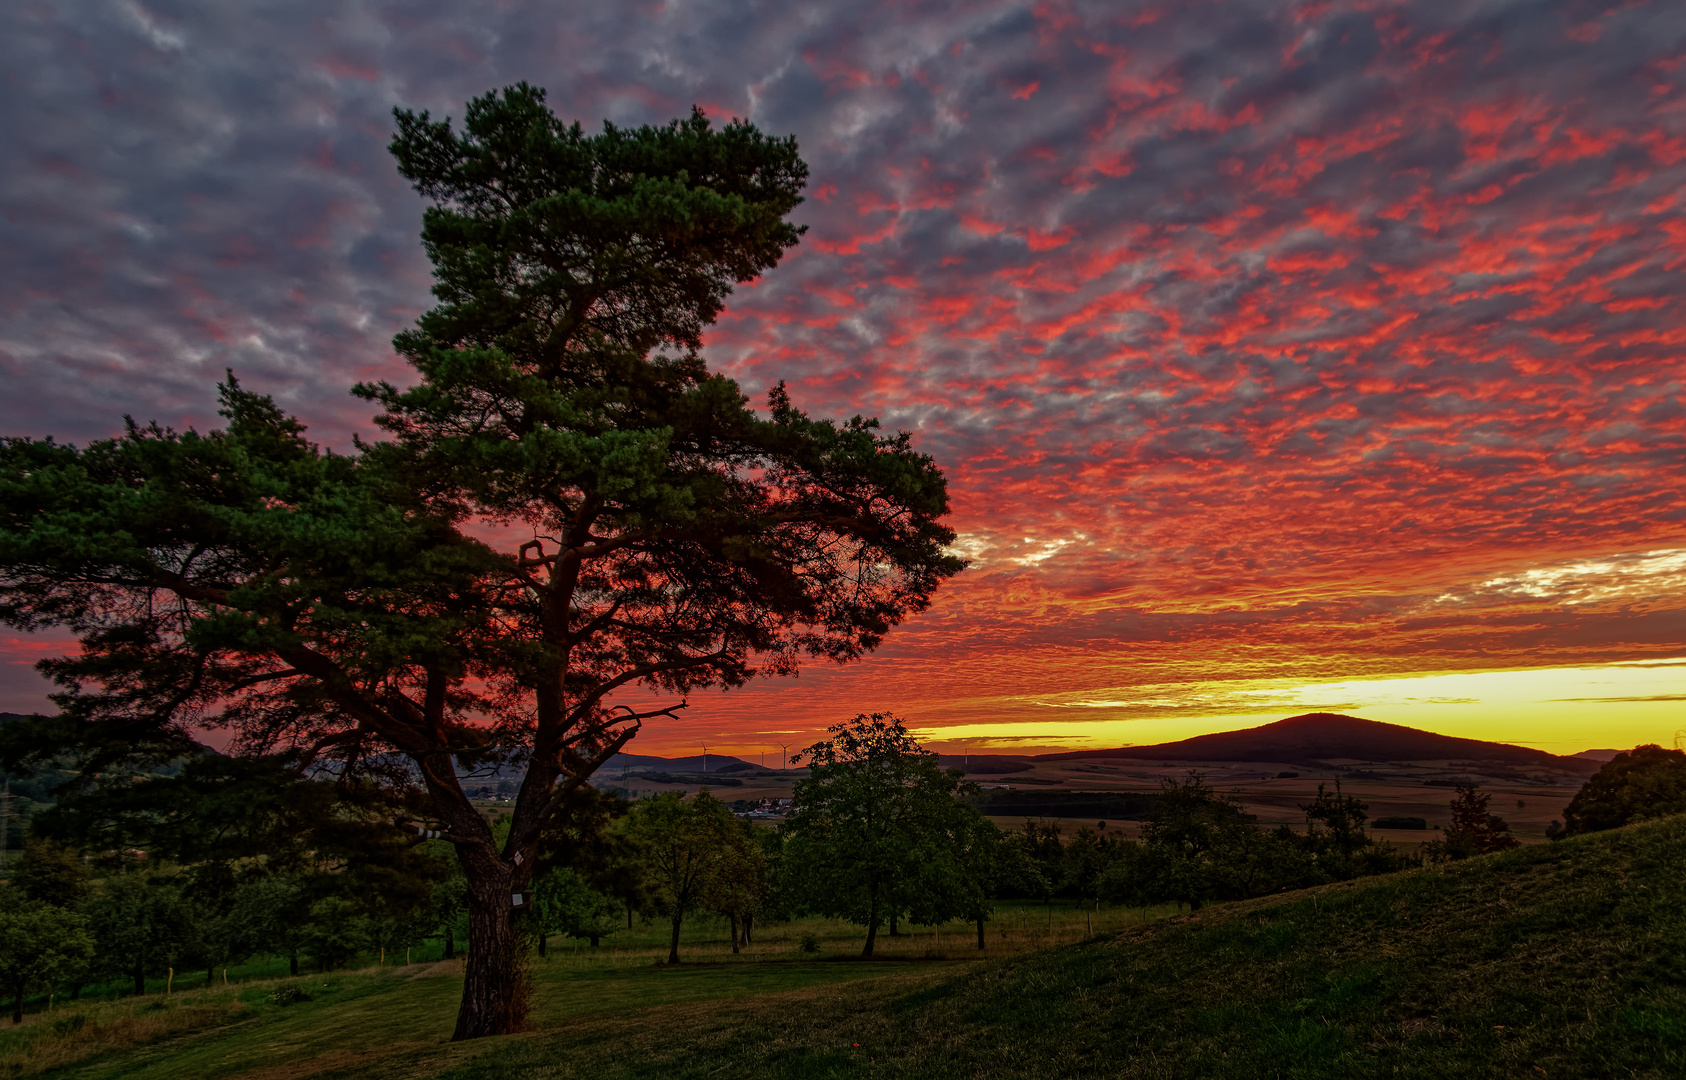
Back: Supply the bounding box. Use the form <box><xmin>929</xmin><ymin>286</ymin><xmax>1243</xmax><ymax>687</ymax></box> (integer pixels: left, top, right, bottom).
<box><xmin>914</xmin><ymin>658</ymin><xmax>1686</xmax><ymax>755</ymax></box>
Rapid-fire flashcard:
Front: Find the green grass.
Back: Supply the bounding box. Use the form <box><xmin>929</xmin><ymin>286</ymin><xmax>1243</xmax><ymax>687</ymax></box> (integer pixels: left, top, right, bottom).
<box><xmin>14</xmin><ymin>816</ymin><xmax>1686</xmax><ymax>1078</ymax></box>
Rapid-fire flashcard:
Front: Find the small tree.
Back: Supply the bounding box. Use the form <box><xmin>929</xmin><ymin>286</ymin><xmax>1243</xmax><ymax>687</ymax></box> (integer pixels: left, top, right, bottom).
<box><xmin>1564</xmin><ymin>745</ymin><xmax>1686</xmax><ymax>834</ymax></box>
<box><xmin>1011</xmin><ymin>820</ymin><xmax>1064</xmax><ymax>906</ymax></box>
<box><xmin>530</xmin><ymin>867</ymin><xmax>619</xmax><ymax>953</ymax></box>
<box><xmin>624</xmin><ymin>791</ymin><xmax>738</xmax><ymax>963</ymax></box>
<box><xmin>702</xmin><ymin>817</ymin><xmax>768</xmax><ymax>954</ymax></box>
<box><xmin>781</xmin><ymin>713</ymin><xmax>981</xmax><ymax>956</ymax></box>
<box><xmin>227</xmin><ymin>874</ymin><xmax>311</xmax><ymax>976</ymax></box>
<box><xmin>81</xmin><ymin>871</ymin><xmax>197</xmax><ymax>995</ymax></box>
<box><xmin>1102</xmin><ymin>772</ymin><xmax>1312</xmax><ymax>910</ymax></box>
<box><xmin>1425</xmin><ymin>785</ymin><xmax>1520</xmax><ymax>861</ymax></box>
<box><xmin>0</xmin><ymin>902</ymin><xmax>93</xmax><ymax>1023</ymax></box>
<box><xmin>1300</xmin><ymin>781</ymin><xmax>1369</xmax><ymax>859</ymax></box>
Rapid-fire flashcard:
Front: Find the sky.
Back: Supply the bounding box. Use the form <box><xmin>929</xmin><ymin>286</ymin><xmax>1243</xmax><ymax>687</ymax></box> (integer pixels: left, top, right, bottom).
<box><xmin>4</xmin><ymin>0</ymin><xmax>1686</xmax><ymax>758</ymax></box>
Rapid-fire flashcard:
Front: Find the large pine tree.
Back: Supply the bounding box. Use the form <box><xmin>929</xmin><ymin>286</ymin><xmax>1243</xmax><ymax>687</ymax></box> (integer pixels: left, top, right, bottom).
<box><xmin>0</xmin><ymin>85</ymin><xmax>963</xmax><ymax>1038</ymax></box>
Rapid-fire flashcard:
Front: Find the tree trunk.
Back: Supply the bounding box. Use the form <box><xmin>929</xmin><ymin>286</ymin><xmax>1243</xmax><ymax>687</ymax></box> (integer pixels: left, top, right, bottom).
<box><xmin>289</xmin><ymin>950</ymin><xmax>299</xmax><ymax>976</ymax></box>
<box><xmin>863</xmin><ymin>883</ymin><xmax>879</xmax><ymax>957</ymax></box>
<box><xmin>452</xmin><ymin>874</ymin><xmax>527</xmax><ymax>1041</ymax></box>
<box><xmin>976</xmin><ymin>916</ymin><xmax>986</xmax><ymax>950</ymax></box>
<box><xmin>444</xmin><ymin>926</ymin><xmax>456</xmax><ymax>960</ymax></box>
<box><xmin>207</xmin><ymin>965</ymin><xmax>214</xmax><ymax>987</ymax></box>
<box><xmin>743</xmin><ymin>912</ymin><xmax>753</xmax><ymax>944</ymax></box>
<box><xmin>588</xmin><ymin>932</ymin><xmax>600</xmax><ymax>947</ymax></box>
<box><xmin>133</xmin><ymin>959</ymin><xmax>145</xmax><ymax>996</ymax></box>
<box><xmin>627</xmin><ymin>899</ymin><xmax>634</xmax><ymax>930</ymax></box>
<box><xmin>730</xmin><ymin>913</ymin><xmax>741</xmax><ymax>954</ymax></box>
<box><xmin>537</xmin><ymin>933</ymin><xmax>546</xmax><ymax>958</ymax></box>
<box><xmin>667</xmin><ymin>914</ymin><xmax>683</xmax><ymax>964</ymax></box>
<box><xmin>889</xmin><ymin>911</ymin><xmax>903</xmax><ymax>936</ymax></box>
<box><xmin>11</xmin><ymin>994</ymin><xmax>21</xmax><ymax>1025</ymax></box>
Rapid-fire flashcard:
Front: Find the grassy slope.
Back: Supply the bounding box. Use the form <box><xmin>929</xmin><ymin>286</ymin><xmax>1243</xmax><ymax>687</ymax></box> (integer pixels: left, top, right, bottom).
<box><xmin>32</xmin><ymin>815</ymin><xmax>1686</xmax><ymax>1079</ymax></box>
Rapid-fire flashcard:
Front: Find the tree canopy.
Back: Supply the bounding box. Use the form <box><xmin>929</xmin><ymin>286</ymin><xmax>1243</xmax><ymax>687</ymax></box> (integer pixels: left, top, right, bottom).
<box><xmin>1564</xmin><ymin>745</ymin><xmax>1686</xmax><ymax>835</ymax></box>
<box><xmin>0</xmin><ymin>84</ymin><xmax>962</xmax><ymax>1039</ymax></box>
<box><xmin>782</xmin><ymin>713</ymin><xmax>992</xmax><ymax>956</ymax></box>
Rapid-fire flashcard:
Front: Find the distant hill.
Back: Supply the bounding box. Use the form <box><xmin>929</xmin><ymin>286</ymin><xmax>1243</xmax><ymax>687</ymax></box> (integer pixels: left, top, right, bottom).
<box><xmin>1571</xmin><ymin>749</ymin><xmax>1623</xmax><ymax>763</ymax></box>
<box><xmin>1038</xmin><ymin>712</ymin><xmax>1599</xmax><ymax>774</ymax></box>
<box><xmin>601</xmin><ymin>751</ymin><xmax>793</xmax><ymax>775</ymax></box>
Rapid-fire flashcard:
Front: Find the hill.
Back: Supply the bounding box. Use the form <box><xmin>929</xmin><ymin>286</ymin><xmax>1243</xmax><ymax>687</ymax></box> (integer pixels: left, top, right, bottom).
<box><xmin>1039</xmin><ymin>711</ymin><xmax>1600</xmax><ymax>774</ymax></box>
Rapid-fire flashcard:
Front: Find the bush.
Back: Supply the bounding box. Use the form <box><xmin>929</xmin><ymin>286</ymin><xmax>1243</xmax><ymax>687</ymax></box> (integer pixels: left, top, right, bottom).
<box><xmin>799</xmin><ymin>935</ymin><xmax>820</xmax><ymax>954</ymax></box>
<box><xmin>268</xmin><ymin>984</ymin><xmax>309</xmax><ymax>1006</ymax></box>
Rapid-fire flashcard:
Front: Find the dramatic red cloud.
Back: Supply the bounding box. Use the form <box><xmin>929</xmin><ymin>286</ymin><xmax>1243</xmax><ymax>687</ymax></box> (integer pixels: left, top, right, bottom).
<box><xmin>3</xmin><ymin>0</ymin><xmax>1684</xmax><ymax>755</ymax></box>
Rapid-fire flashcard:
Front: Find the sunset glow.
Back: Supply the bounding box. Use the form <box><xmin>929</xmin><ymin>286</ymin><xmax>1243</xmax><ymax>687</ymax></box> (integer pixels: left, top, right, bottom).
<box><xmin>5</xmin><ymin>0</ymin><xmax>1686</xmax><ymax>757</ymax></box>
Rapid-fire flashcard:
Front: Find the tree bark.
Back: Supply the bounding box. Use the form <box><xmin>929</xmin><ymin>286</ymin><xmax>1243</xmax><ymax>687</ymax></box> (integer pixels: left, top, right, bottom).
<box><xmin>743</xmin><ymin>912</ymin><xmax>753</xmax><ymax>944</ymax></box>
<box><xmin>133</xmin><ymin>959</ymin><xmax>145</xmax><ymax>996</ymax></box>
<box><xmin>536</xmin><ymin>933</ymin><xmax>546</xmax><ymax>958</ymax></box>
<box><xmin>453</xmin><ymin>869</ymin><xmax>526</xmax><ymax>1041</ymax></box>
<box><xmin>11</xmin><ymin>994</ymin><xmax>21</xmax><ymax>1025</ymax></box>
<box><xmin>668</xmin><ymin>914</ymin><xmax>683</xmax><ymax>964</ymax></box>
<box><xmin>976</xmin><ymin>916</ymin><xmax>986</xmax><ymax>950</ymax></box>
<box><xmin>289</xmin><ymin>950</ymin><xmax>299</xmax><ymax>976</ymax></box>
<box><xmin>729</xmin><ymin>913</ymin><xmax>741</xmax><ymax>954</ymax></box>
<box><xmin>444</xmin><ymin>926</ymin><xmax>455</xmax><ymax>960</ymax></box>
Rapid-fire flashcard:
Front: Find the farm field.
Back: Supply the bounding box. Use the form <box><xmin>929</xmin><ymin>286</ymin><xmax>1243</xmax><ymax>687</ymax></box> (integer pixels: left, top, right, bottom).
<box><xmin>10</xmin><ymin>816</ymin><xmax>1684</xmax><ymax>1079</ymax></box>
<box><xmin>603</xmin><ymin>758</ymin><xmax>1586</xmax><ymax>846</ymax></box>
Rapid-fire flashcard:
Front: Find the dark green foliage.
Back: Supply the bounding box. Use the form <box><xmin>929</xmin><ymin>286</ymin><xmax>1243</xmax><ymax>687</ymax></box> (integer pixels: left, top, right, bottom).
<box><xmin>80</xmin><ymin>871</ymin><xmax>198</xmax><ymax>995</ymax></box>
<box><xmin>624</xmin><ymin>790</ymin><xmax>746</xmax><ymax>963</ymax></box>
<box><xmin>0</xmin><ymin>898</ymin><xmax>92</xmax><ymax>1023</ymax></box>
<box><xmin>1094</xmin><ymin>774</ymin><xmax>1407</xmax><ymax>909</ymax></box>
<box><xmin>12</xmin><ymin>837</ymin><xmax>88</xmax><ymax>907</ymax></box>
<box><xmin>781</xmin><ymin>714</ymin><xmax>996</xmax><ymax>955</ymax></box>
<box><xmin>1565</xmin><ymin>744</ymin><xmax>1686</xmax><ymax>834</ymax></box>
<box><xmin>531</xmin><ymin>867</ymin><xmax>620</xmax><ymax>952</ymax></box>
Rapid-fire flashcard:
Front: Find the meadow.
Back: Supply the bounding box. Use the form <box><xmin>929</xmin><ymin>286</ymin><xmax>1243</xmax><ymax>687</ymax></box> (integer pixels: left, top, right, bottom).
<box><xmin>7</xmin><ymin>815</ymin><xmax>1683</xmax><ymax>1079</ymax></box>
<box><xmin>0</xmin><ymin>899</ymin><xmax>1169</xmax><ymax>1079</ymax></box>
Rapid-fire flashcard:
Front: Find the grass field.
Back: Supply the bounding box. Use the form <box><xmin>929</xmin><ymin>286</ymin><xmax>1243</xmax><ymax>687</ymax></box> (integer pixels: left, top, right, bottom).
<box><xmin>9</xmin><ymin>815</ymin><xmax>1685</xmax><ymax>1078</ymax></box>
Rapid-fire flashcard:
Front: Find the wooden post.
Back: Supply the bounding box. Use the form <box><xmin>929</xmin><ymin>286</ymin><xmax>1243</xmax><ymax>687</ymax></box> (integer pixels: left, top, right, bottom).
<box><xmin>166</xmin><ymin>968</ymin><xmax>173</xmax><ymax>995</ymax></box>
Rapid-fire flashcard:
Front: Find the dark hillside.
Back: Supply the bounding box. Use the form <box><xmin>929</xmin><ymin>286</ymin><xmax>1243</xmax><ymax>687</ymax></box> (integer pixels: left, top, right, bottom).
<box><xmin>449</xmin><ymin>814</ymin><xmax>1686</xmax><ymax>1079</ymax></box>
<box><xmin>1039</xmin><ymin>712</ymin><xmax>1599</xmax><ymax>774</ymax></box>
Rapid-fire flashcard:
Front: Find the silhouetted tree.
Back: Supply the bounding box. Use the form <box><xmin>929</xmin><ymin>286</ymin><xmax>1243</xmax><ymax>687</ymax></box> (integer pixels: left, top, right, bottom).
<box><xmin>1564</xmin><ymin>745</ymin><xmax>1686</xmax><ymax>834</ymax></box>
<box><xmin>1424</xmin><ymin>785</ymin><xmax>1520</xmax><ymax>861</ymax></box>
<box><xmin>0</xmin><ymin>85</ymin><xmax>962</xmax><ymax>1038</ymax></box>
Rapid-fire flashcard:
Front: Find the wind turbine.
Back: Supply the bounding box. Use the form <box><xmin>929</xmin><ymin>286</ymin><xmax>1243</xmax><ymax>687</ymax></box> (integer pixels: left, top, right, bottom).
<box><xmin>701</xmin><ymin>745</ymin><xmax>709</xmax><ymax>774</ymax></box>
